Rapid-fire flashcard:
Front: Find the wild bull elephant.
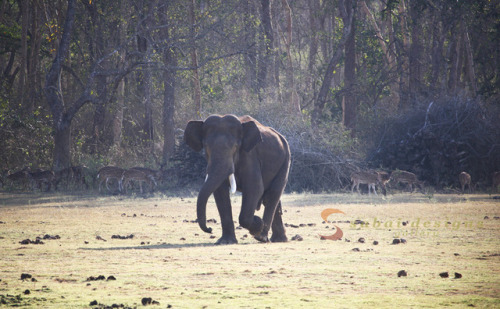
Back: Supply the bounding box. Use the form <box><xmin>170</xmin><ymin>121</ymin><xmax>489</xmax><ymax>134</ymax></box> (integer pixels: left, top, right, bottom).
<box><xmin>184</xmin><ymin>114</ymin><xmax>290</xmax><ymax>244</ymax></box>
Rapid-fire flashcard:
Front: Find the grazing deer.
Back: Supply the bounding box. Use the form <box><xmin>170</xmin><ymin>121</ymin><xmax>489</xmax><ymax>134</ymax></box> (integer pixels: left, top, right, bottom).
<box><xmin>1</xmin><ymin>169</ymin><xmax>9</xmax><ymax>188</ymax></box>
<box><xmin>71</xmin><ymin>165</ymin><xmax>89</xmax><ymax>189</ymax></box>
<box><xmin>55</xmin><ymin>167</ymin><xmax>74</xmax><ymax>190</ymax></box>
<box><xmin>130</xmin><ymin>167</ymin><xmax>162</xmax><ymax>189</ymax></box>
<box><xmin>492</xmin><ymin>171</ymin><xmax>500</xmax><ymax>192</ymax></box>
<box><xmin>6</xmin><ymin>168</ymin><xmax>31</xmax><ymax>190</ymax></box>
<box><xmin>121</xmin><ymin>169</ymin><xmax>154</xmax><ymax>194</ymax></box>
<box><xmin>97</xmin><ymin>166</ymin><xmax>126</xmax><ymax>192</ymax></box>
<box><xmin>459</xmin><ymin>172</ymin><xmax>472</xmax><ymax>193</ymax></box>
<box><xmin>376</xmin><ymin>171</ymin><xmax>391</xmax><ymax>196</ymax></box>
<box><xmin>30</xmin><ymin>170</ymin><xmax>56</xmax><ymax>191</ymax></box>
<box><xmin>351</xmin><ymin>171</ymin><xmax>381</xmax><ymax>196</ymax></box>
<box><xmin>390</xmin><ymin>170</ymin><xmax>424</xmax><ymax>193</ymax></box>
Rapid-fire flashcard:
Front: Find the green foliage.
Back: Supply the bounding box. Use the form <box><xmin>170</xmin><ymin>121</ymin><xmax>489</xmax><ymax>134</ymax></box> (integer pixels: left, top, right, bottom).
<box><xmin>0</xmin><ymin>0</ymin><xmax>498</xmax><ymax>193</ymax></box>
<box><xmin>0</xmin><ymin>109</ymin><xmax>53</xmax><ymax>170</ymax></box>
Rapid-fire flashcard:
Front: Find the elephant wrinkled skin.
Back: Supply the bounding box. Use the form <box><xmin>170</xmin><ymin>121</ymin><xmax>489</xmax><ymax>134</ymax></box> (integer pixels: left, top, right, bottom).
<box><xmin>184</xmin><ymin>114</ymin><xmax>290</xmax><ymax>244</ymax></box>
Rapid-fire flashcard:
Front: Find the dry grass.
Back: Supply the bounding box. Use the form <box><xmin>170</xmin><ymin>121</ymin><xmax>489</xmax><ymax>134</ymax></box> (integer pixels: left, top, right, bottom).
<box><xmin>0</xmin><ymin>191</ymin><xmax>499</xmax><ymax>308</ymax></box>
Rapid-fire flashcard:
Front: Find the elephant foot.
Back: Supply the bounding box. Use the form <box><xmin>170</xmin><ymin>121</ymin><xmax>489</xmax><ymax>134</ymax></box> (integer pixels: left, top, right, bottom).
<box><xmin>254</xmin><ymin>234</ymin><xmax>269</xmax><ymax>243</ymax></box>
<box><xmin>270</xmin><ymin>234</ymin><xmax>288</xmax><ymax>243</ymax></box>
<box><xmin>243</xmin><ymin>216</ymin><xmax>264</xmax><ymax>236</ymax></box>
<box><xmin>215</xmin><ymin>235</ymin><xmax>238</xmax><ymax>245</ymax></box>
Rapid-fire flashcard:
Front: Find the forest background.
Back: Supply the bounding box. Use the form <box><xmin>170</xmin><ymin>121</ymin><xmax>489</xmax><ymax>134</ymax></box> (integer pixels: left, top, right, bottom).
<box><xmin>0</xmin><ymin>0</ymin><xmax>499</xmax><ymax>192</ymax></box>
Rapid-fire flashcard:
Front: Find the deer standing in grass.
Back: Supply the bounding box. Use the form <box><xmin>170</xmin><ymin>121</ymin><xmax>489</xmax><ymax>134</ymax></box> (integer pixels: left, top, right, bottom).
<box><xmin>492</xmin><ymin>171</ymin><xmax>500</xmax><ymax>192</ymax></box>
<box><xmin>71</xmin><ymin>165</ymin><xmax>89</xmax><ymax>189</ymax></box>
<box><xmin>121</xmin><ymin>169</ymin><xmax>155</xmax><ymax>194</ymax></box>
<box><xmin>459</xmin><ymin>172</ymin><xmax>472</xmax><ymax>193</ymax></box>
<box><xmin>351</xmin><ymin>170</ymin><xmax>387</xmax><ymax>196</ymax></box>
<box><xmin>390</xmin><ymin>170</ymin><xmax>424</xmax><ymax>193</ymax></box>
<box><xmin>97</xmin><ymin>166</ymin><xmax>126</xmax><ymax>192</ymax></box>
<box><xmin>130</xmin><ymin>167</ymin><xmax>162</xmax><ymax>190</ymax></box>
<box><xmin>30</xmin><ymin>170</ymin><xmax>56</xmax><ymax>191</ymax></box>
<box><xmin>55</xmin><ymin>167</ymin><xmax>74</xmax><ymax>190</ymax></box>
<box><xmin>6</xmin><ymin>168</ymin><xmax>31</xmax><ymax>190</ymax></box>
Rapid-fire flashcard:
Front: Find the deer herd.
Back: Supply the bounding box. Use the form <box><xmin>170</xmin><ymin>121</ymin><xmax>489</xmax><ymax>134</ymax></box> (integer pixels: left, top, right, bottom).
<box><xmin>350</xmin><ymin>169</ymin><xmax>499</xmax><ymax>196</ymax></box>
<box><xmin>1</xmin><ymin>165</ymin><xmax>499</xmax><ymax>195</ymax></box>
<box><xmin>0</xmin><ymin>165</ymin><xmax>163</xmax><ymax>194</ymax></box>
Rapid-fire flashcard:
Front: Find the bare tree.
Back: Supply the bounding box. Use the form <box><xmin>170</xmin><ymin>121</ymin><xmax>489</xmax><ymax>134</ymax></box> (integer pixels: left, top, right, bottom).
<box><xmin>160</xmin><ymin>3</ymin><xmax>177</xmax><ymax>164</ymax></box>
<box><xmin>311</xmin><ymin>0</ymin><xmax>354</xmax><ymax>128</ymax></box>
<box><xmin>44</xmin><ymin>0</ymin><xmax>84</xmax><ymax>169</ymax></box>
<box><xmin>190</xmin><ymin>0</ymin><xmax>202</xmax><ymax>118</ymax></box>
<box><xmin>342</xmin><ymin>0</ymin><xmax>356</xmax><ymax>130</ymax></box>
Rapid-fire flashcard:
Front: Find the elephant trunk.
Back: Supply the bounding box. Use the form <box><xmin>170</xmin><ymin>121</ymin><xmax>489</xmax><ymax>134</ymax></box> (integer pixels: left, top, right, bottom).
<box><xmin>196</xmin><ymin>164</ymin><xmax>235</xmax><ymax>234</ymax></box>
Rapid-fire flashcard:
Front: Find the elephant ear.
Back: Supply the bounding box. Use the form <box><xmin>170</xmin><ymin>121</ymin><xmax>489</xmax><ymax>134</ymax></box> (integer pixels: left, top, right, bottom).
<box><xmin>184</xmin><ymin>121</ymin><xmax>204</xmax><ymax>152</ymax></box>
<box><xmin>242</xmin><ymin>121</ymin><xmax>262</xmax><ymax>152</ymax></box>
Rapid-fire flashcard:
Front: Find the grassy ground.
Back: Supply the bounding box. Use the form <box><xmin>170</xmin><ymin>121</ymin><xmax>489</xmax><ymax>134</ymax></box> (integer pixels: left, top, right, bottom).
<box><xmin>0</xmin><ymin>191</ymin><xmax>499</xmax><ymax>308</ymax></box>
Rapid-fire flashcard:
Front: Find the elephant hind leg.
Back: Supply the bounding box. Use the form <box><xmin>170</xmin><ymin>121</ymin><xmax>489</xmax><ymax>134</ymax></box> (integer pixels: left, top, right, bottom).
<box><xmin>270</xmin><ymin>201</ymin><xmax>287</xmax><ymax>242</ymax></box>
<box><xmin>257</xmin><ymin>190</ymin><xmax>287</xmax><ymax>243</ymax></box>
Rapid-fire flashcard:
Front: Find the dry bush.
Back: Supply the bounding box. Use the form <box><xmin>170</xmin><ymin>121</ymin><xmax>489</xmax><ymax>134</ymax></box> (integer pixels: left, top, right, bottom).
<box><xmin>257</xmin><ymin>111</ymin><xmax>361</xmax><ymax>192</ymax></box>
<box><xmin>169</xmin><ymin>108</ymin><xmax>362</xmax><ymax>193</ymax></box>
<box><xmin>369</xmin><ymin>97</ymin><xmax>500</xmax><ymax>189</ymax></box>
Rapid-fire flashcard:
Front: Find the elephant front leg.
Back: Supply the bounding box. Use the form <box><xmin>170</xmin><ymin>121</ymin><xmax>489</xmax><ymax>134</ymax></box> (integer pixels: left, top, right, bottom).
<box><xmin>239</xmin><ymin>184</ymin><xmax>265</xmax><ymax>240</ymax></box>
<box><xmin>213</xmin><ymin>185</ymin><xmax>237</xmax><ymax>245</ymax></box>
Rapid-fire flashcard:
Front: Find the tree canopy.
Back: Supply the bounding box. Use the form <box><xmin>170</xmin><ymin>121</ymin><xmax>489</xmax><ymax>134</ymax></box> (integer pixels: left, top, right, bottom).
<box><xmin>1</xmin><ymin>0</ymin><xmax>499</xmax><ymax>190</ymax></box>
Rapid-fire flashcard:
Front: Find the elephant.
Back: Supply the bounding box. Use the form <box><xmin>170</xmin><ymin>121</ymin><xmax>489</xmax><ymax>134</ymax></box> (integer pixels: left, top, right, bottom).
<box><xmin>184</xmin><ymin>114</ymin><xmax>291</xmax><ymax>244</ymax></box>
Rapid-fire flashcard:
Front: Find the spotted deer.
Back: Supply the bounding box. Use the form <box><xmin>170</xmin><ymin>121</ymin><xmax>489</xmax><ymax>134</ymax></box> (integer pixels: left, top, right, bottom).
<box><xmin>492</xmin><ymin>171</ymin><xmax>500</xmax><ymax>192</ymax></box>
<box><xmin>130</xmin><ymin>167</ymin><xmax>162</xmax><ymax>189</ymax></box>
<box><xmin>7</xmin><ymin>168</ymin><xmax>32</xmax><ymax>190</ymax></box>
<box><xmin>351</xmin><ymin>170</ymin><xmax>384</xmax><ymax>196</ymax></box>
<box><xmin>390</xmin><ymin>170</ymin><xmax>424</xmax><ymax>193</ymax></box>
<box><xmin>55</xmin><ymin>167</ymin><xmax>74</xmax><ymax>190</ymax></box>
<box><xmin>459</xmin><ymin>171</ymin><xmax>472</xmax><ymax>193</ymax></box>
<box><xmin>30</xmin><ymin>170</ymin><xmax>56</xmax><ymax>191</ymax></box>
<box><xmin>121</xmin><ymin>169</ymin><xmax>154</xmax><ymax>194</ymax></box>
<box><xmin>71</xmin><ymin>165</ymin><xmax>89</xmax><ymax>189</ymax></box>
<box><xmin>97</xmin><ymin>166</ymin><xmax>126</xmax><ymax>192</ymax></box>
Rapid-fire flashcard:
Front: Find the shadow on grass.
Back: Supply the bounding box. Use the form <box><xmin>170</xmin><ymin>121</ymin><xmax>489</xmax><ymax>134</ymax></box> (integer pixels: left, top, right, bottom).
<box><xmin>285</xmin><ymin>192</ymin><xmax>499</xmax><ymax>207</ymax></box>
<box><xmin>0</xmin><ymin>191</ymin><xmax>102</xmax><ymax>207</ymax></box>
<box><xmin>79</xmin><ymin>242</ymin><xmax>247</xmax><ymax>251</ymax></box>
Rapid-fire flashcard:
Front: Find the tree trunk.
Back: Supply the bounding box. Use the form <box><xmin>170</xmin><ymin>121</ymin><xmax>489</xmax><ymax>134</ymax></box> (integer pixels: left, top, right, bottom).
<box><xmin>29</xmin><ymin>1</ymin><xmax>42</xmax><ymax>111</ymax></box>
<box><xmin>280</xmin><ymin>0</ymin><xmax>300</xmax><ymax>114</ymax></box>
<box><xmin>161</xmin><ymin>3</ymin><xmax>177</xmax><ymax>164</ymax></box>
<box><xmin>189</xmin><ymin>0</ymin><xmax>202</xmax><ymax>118</ymax></box>
<box><xmin>243</xmin><ymin>0</ymin><xmax>258</xmax><ymax>94</ymax></box>
<box><xmin>143</xmin><ymin>55</ymin><xmax>154</xmax><ymax>143</ymax></box>
<box><xmin>342</xmin><ymin>0</ymin><xmax>356</xmax><ymax>131</ymax></box>
<box><xmin>53</xmin><ymin>121</ymin><xmax>72</xmax><ymax>170</ymax></box>
<box><xmin>88</xmin><ymin>2</ymin><xmax>108</xmax><ymax>154</ymax></box>
<box><xmin>19</xmin><ymin>0</ymin><xmax>28</xmax><ymax>112</ymax></box>
<box><xmin>430</xmin><ymin>11</ymin><xmax>444</xmax><ymax>90</ymax></box>
<box><xmin>447</xmin><ymin>23</ymin><xmax>462</xmax><ymax>94</ymax></box>
<box><xmin>44</xmin><ymin>0</ymin><xmax>76</xmax><ymax>170</ymax></box>
<box><xmin>112</xmin><ymin>0</ymin><xmax>127</xmax><ymax>150</ymax></box>
<box><xmin>44</xmin><ymin>0</ymin><xmax>96</xmax><ymax>170</ymax></box>
<box><xmin>397</xmin><ymin>0</ymin><xmax>410</xmax><ymax>108</ymax></box>
<box><xmin>360</xmin><ymin>0</ymin><xmax>399</xmax><ymax>105</ymax></box>
<box><xmin>408</xmin><ymin>1</ymin><xmax>422</xmax><ymax>103</ymax></box>
<box><xmin>306</xmin><ymin>0</ymin><xmax>320</xmax><ymax>101</ymax></box>
<box><xmin>462</xmin><ymin>22</ymin><xmax>477</xmax><ymax>96</ymax></box>
<box><xmin>257</xmin><ymin>0</ymin><xmax>273</xmax><ymax>102</ymax></box>
<box><xmin>312</xmin><ymin>0</ymin><xmax>353</xmax><ymax>127</ymax></box>
<box><xmin>112</xmin><ymin>76</ymin><xmax>125</xmax><ymax>149</ymax></box>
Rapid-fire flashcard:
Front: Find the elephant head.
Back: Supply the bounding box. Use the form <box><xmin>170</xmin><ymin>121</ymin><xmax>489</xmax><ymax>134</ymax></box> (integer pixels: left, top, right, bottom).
<box><xmin>184</xmin><ymin>115</ymin><xmax>262</xmax><ymax>234</ymax></box>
